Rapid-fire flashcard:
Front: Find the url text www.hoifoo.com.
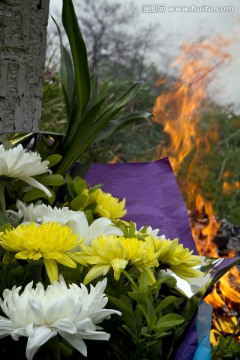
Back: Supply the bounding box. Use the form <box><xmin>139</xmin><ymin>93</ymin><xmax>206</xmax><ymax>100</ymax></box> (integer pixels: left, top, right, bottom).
<box><xmin>141</xmin><ymin>4</ymin><xmax>234</xmax><ymax>13</ymax></box>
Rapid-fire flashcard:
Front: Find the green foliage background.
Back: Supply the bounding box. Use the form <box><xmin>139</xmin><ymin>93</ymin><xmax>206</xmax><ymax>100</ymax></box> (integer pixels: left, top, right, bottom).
<box><xmin>41</xmin><ymin>68</ymin><xmax>240</xmax><ymax>225</ymax></box>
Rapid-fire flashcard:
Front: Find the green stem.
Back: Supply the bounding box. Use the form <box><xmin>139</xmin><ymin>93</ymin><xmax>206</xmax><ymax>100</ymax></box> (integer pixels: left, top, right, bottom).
<box><xmin>122</xmin><ymin>270</ymin><xmax>137</xmax><ymax>290</ymax></box>
<box><xmin>51</xmin><ymin>336</ymin><xmax>61</xmax><ymax>360</ymax></box>
<box><xmin>0</xmin><ymin>182</ymin><xmax>6</xmax><ymax>213</ymax></box>
<box><xmin>35</xmin><ymin>262</ymin><xmax>43</xmax><ymax>284</ymax></box>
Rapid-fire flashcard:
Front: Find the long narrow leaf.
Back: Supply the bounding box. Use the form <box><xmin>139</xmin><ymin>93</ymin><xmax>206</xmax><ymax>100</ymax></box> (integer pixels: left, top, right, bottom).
<box><xmin>94</xmin><ymin>111</ymin><xmax>150</xmax><ymax>142</ymax></box>
<box><xmin>56</xmin><ymin>98</ymin><xmax>106</xmax><ymax>174</ymax></box>
<box><xmin>87</xmin><ymin>73</ymin><xmax>99</xmax><ymax>109</ymax></box>
<box><xmin>113</xmin><ymin>81</ymin><xmax>143</xmax><ymax>108</ymax></box>
<box><xmin>93</xmin><ymin>82</ymin><xmax>142</xmax><ymax>125</ymax></box>
<box><xmin>62</xmin><ymin>97</ymin><xmax>106</xmax><ymax>152</ymax></box>
<box><xmin>52</xmin><ymin>16</ymin><xmax>75</xmax><ymax>119</ymax></box>
<box><xmin>62</xmin><ymin>0</ymin><xmax>90</xmax><ymax>115</ymax></box>
<box><xmin>60</xmin><ymin>45</ymin><xmax>76</xmax><ymax>119</ymax></box>
<box><xmin>59</xmin><ymin>92</ymin><xmax>144</xmax><ymax>174</ymax></box>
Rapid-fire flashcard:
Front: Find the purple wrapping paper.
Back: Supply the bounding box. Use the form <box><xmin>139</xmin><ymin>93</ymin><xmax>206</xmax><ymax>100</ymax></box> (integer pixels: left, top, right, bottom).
<box><xmin>85</xmin><ymin>158</ymin><xmax>239</xmax><ymax>360</ymax></box>
<box><xmin>85</xmin><ymin>158</ymin><xmax>198</xmax><ymax>254</ymax></box>
<box><xmin>85</xmin><ymin>158</ymin><xmax>199</xmax><ymax>359</ymax></box>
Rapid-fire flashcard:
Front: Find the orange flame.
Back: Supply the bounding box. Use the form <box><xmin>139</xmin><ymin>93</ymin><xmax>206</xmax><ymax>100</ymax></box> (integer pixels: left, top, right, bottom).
<box><xmin>191</xmin><ymin>194</ymin><xmax>219</xmax><ymax>257</ymax></box>
<box><xmin>109</xmin><ymin>155</ymin><xmax>120</xmax><ymax>164</ymax></box>
<box><xmin>206</xmin><ymin>267</ymin><xmax>240</xmax><ymax>309</ymax></box>
<box><xmin>153</xmin><ymin>37</ymin><xmax>230</xmax><ymax>175</ymax></box>
<box><xmin>223</xmin><ymin>181</ymin><xmax>240</xmax><ymax>193</ymax></box>
<box><xmin>152</xmin><ymin>37</ymin><xmax>240</xmax><ymax>343</ymax></box>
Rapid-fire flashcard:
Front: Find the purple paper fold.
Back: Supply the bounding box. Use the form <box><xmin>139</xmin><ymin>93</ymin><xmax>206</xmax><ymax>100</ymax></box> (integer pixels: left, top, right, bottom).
<box><xmin>172</xmin><ymin>315</ymin><xmax>198</xmax><ymax>360</ymax></box>
<box><xmin>85</xmin><ymin>158</ymin><xmax>198</xmax><ymax>254</ymax></box>
<box><xmin>85</xmin><ymin>158</ymin><xmax>239</xmax><ymax>360</ymax></box>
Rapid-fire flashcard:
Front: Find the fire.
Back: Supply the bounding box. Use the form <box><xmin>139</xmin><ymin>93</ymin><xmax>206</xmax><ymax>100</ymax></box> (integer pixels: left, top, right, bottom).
<box><xmin>152</xmin><ymin>37</ymin><xmax>230</xmax><ymax>175</ymax></box>
<box><xmin>210</xmin><ymin>315</ymin><xmax>240</xmax><ymax>347</ymax></box>
<box><xmin>191</xmin><ymin>194</ymin><xmax>219</xmax><ymax>257</ymax></box>
<box><xmin>191</xmin><ymin>192</ymin><xmax>240</xmax><ymax>345</ymax></box>
<box><xmin>152</xmin><ymin>37</ymin><xmax>240</xmax><ymax>346</ymax></box>
<box><xmin>109</xmin><ymin>155</ymin><xmax>120</xmax><ymax>164</ymax></box>
<box><xmin>206</xmin><ymin>268</ymin><xmax>240</xmax><ymax>309</ymax></box>
<box><xmin>223</xmin><ymin>180</ymin><xmax>240</xmax><ymax>193</ymax></box>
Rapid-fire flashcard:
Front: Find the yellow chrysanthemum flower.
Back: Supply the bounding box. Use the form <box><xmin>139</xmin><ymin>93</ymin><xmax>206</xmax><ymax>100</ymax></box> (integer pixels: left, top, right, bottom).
<box><xmin>0</xmin><ymin>222</ymin><xmax>86</xmax><ymax>284</ymax></box>
<box><xmin>152</xmin><ymin>237</ymin><xmax>203</xmax><ymax>279</ymax></box>
<box><xmin>88</xmin><ymin>189</ymin><xmax>126</xmax><ymax>221</ymax></box>
<box><xmin>81</xmin><ymin>235</ymin><xmax>160</xmax><ymax>284</ymax></box>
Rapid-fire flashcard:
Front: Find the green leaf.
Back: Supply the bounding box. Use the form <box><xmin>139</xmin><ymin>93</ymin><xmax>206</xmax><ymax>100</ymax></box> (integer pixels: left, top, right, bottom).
<box><xmin>73</xmin><ymin>177</ymin><xmax>87</xmax><ymax>195</ymax></box>
<box><xmin>0</xmin><ymin>210</ymin><xmax>9</xmax><ymax>226</ymax></box>
<box><xmin>6</xmin><ymin>265</ymin><xmax>24</xmax><ymax>285</ymax></box>
<box><xmin>157</xmin><ymin>272</ymin><xmax>177</xmax><ymax>289</ymax></box>
<box><xmin>129</xmin><ymin>221</ymin><xmax>136</xmax><ymax>237</ymax></box>
<box><xmin>52</xmin><ymin>16</ymin><xmax>76</xmax><ymax>118</ymax></box>
<box><xmin>108</xmin><ymin>295</ymin><xmax>134</xmax><ymax>325</ymax></box>
<box><xmin>63</xmin><ymin>97</ymin><xmax>105</xmax><ymax>151</ymax></box>
<box><xmin>22</xmin><ymin>188</ymin><xmax>55</xmax><ymax>204</ymax></box>
<box><xmin>56</xmin><ymin>98</ymin><xmax>106</xmax><ymax>175</ymax></box>
<box><xmin>139</xmin><ymin>302</ymin><xmax>157</xmax><ymax>328</ymax></box>
<box><xmin>94</xmin><ymin>111</ymin><xmax>150</xmax><ymax>142</ymax></box>
<box><xmin>0</xmin><ymin>223</ymin><xmax>11</xmax><ymax>232</ymax></box>
<box><xmin>88</xmin><ymin>184</ymin><xmax>103</xmax><ymax>194</ymax></box>
<box><xmin>128</xmin><ymin>291</ymin><xmax>148</xmax><ymax>305</ymax></box>
<box><xmin>87</xmin><ymin>72</ymin><xmax>99</xmax><ymax>109</ymax></box>
<box><xmin>66</xmin><ymin>174</ymin><xmax>75</xmax><ymax>199</ymax></box>
<box><xmin>155</xmin><ymin>314</ymin><xmax>185</xmax><ymax>332</ymax></box>
<box><xmin>36</xmin><ymin>174</ymin><xmax>65</xmax><ymax>186</ymax></box>
<box><xmin>62</xmin><ymin>0</ymin><xmax>90</xmax><ymax>115</ymax></box>
<box><xmin>84</xmin><ymin>210</ymin><xmax>93</xmax><ymax>224</ymax></box>
<box><xmin>61</xmin><ymin>45</ymin><xmax>76</xmax><ymax>118</ymax></box>
<box><xmin>112</xmin><ymin>82</ymin><xmax>143</xmax><ymax>108</ymax></box>
<box><xmin>70</xmin><ymin>157</ymin><xmax>94</xmax><ymax>178</ymax></box>
<box><xmin>45</xmin><ymin>154</ymin><xmax>63</xmax><ymax>167</ymax></box>
<box><xmin>70</xmin><ymin>194</ymin><xmax>88</xmax><ymax>211</ymax></box>
<box><xmin>155</xmin><ymin>296</ymin><xmax>178</xmax><ymax>314</ymax></box>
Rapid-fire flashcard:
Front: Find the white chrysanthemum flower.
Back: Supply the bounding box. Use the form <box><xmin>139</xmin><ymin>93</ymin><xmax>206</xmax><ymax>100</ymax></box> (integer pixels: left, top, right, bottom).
<box><xmin>0</xmin><ymin>144</ymin><xmax>51</xmax><ymax>197</ymax></box>
<box><xmin>0</xmin><ymin>278</ymin><xmax>121</xmax><ymax>360</ymax></box>
<box><xmin>84</xmin><ymin>217</ymin><xmax>123</xmax><ymax>245</ymax></box>
<box><xmin>16</xmin><ymin>200</ymin><xmax>123</xmax><ymax>245</ymax></box>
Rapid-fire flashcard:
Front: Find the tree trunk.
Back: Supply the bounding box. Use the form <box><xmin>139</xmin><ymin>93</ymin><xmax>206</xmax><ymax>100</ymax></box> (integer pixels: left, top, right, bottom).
<box><xmin>0</xmin><ymin>0</ymin><xmax>49</xmax><ymax>134</ymax></box>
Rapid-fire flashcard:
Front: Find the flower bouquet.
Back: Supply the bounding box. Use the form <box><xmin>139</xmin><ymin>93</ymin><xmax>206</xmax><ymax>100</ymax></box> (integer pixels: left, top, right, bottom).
<box><xmin>0</xmin><ymin>1</ymin><xmax>239</xmax><ymax>359</ymax></box>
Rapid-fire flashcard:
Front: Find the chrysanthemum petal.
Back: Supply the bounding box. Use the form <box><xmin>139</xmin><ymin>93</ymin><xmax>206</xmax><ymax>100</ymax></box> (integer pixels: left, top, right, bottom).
<box><xmin>44</xmin><ymin>259</ymin><xmax>58</xmax><ymax>284</ymax></box>
<box><xmin>21</xmin><ymin>177</ymin><xmax>52</xmax><ymax>198</ymax></box>
<box><xmin>58</xmin><ymin>331</ymin><xmax>88</xmax><ymax>357</ymax></box>
<box><xmin>88</xmin><ymin>189</ymin><xmax>126</xmax><ymax>221</ymax></box>
<box><xmin>0</xmin><ymin>279</ymin><xmax>120</xmax><ymax>358</ymax></box>
<box><xmin>16</xmin><ymin>250</ymin><xmax>42</xmax><ymax>261</ymax></box>
<box><xmin>152</xmin><ymin>237</ymin><xmax>203</xmax><ymax>279</ymax></box>
<box><xmin>52</xmin><ymin>319</ymin><xmax>76</xmax><ymax>334</ymax></box>
<box><xmin>26</xmin><ymin>325</ymin><xmax>56</xmax><ymax>360</ymax></box>
<box><xmin>0</xmin><ymin>222</ymin><xmax>85</xmax><ymax>284</ymax></box>
<box><xmin>56</xmin><ymin>254</ymin><xmax>77</xmax><ymax>268</ymax></box>
<box><xmin>82</xmin><ymin>235</ymin><xmax>160</xmax><ymax>283</ymax></box>
<box><xmin>110</xmin><ymin>258</ymin><xmax>128</xmax><ymax>281</ymax></box>
<box><xmin>84</xmin><ymin>265</ymin><xmax>111</xmax><ymax>284</ymax></box>
<box><xmin>0</xmin><ymin>145</ymin><xmax>51</xmax><ymax>198</ymax></box>
<box><xmin>28</xmin><ymin>299</ymin><xmax>44</xmax><ymax>324</ymax></box>
<box><xmin>0</xmin><ymin>318</ymin><xmax>25</xmax><ymax>339</ymax></box>
<box><xmin>67</xmin><ymin>252</ymin><xmax>87</xmax><ymax>266</ymax></box>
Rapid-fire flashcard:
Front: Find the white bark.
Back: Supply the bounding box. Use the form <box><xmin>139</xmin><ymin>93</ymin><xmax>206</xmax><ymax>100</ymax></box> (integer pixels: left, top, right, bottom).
<box><xmin>0</xmin><ymin>0</ymin><xmax>50</xmax><ymax>133</ymax></box>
